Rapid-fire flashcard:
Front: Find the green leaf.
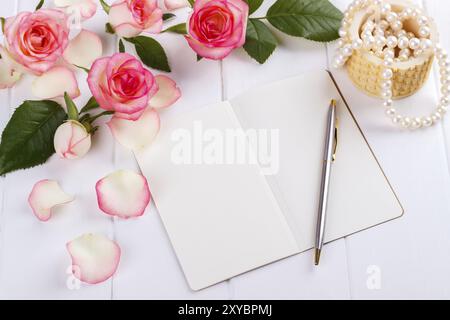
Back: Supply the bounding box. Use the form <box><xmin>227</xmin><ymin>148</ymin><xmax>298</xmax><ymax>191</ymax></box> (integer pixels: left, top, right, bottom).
<box><xmin>105</xmin><ymin>22</ymin><xmax>115</xmax><ymax>34</ymax></box>
<box><xmin>35</xmin><ymin>0</ymin><xmax>45</xmax><ymax>10</ymax></box>
<box><xmin>0</xmin><ymin>100</ymin><xmax>67</xmax><ymax>176</ymax></box>
<box><xmin>100</xmin><ymin>0</ymin><xmax>111</xmax><ymax>14</ymax></box>
<box><xmin>187</xmin><ymin>0</ymin><xmax>195</xmax><ymax>7</ymax></box>
<box><xmin>197</xmin><ymin>54</ymin><xmax>203</xmax><ymax>61</ymax></box>
<box><xmin>64</xmin><ymin>92</ymin><xmax>79</xmax><ymax>121</ymax></box>
<box><xmin>80</xmin><ymin>97</ymin><xmax>99</xmax><ymax>114</ymax></box>
<box><xmin>163</xmin><ymin>23</ymin><xmax>187</xmax><ymax>34</ymax></box>
<box><xmin>245</xmin><ymin>0</ymin><xmax>264</xmax><ymax>15</ymax></box>
<box><xmin>243</xmin><ymin>19</ymin><xmax>277</xmax><ymax>64</ymax></box>
<box><xmin>119</xmin><ymin>39</ymin><xmax>125</xmax><ymax>53</ymax></box>
<box><xmin>163</xmin><ymin>13</ymin><xmax>176</xmax><ymax>21</ymax></box>
<box><xmin>266</xmin><ymin>0</ymin><xmax>343</xmax><ymax>42</ymax></box>
<box><xmin>125</xmin><ymin>36</ymin><xmax>171</xmax><ymax>72</ymax></box>
<box><xmin>1</xmin><ymin>17</ymin><xmax>5</xmax><ymax>34</ymax></box>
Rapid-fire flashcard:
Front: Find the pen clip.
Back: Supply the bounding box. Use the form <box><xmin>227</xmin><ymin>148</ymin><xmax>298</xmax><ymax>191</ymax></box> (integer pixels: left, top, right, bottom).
<box><xmin>332</xmin><ymin>116</ymin><xmax>338</xmax><ymax>162</ymax></box>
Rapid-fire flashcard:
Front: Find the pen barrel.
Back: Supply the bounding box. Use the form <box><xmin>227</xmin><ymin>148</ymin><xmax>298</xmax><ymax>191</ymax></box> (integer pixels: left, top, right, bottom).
<box><xmin>315</xmin><ymin>104</ymin><xmax>336</xmax><ymax>249</ymax></box>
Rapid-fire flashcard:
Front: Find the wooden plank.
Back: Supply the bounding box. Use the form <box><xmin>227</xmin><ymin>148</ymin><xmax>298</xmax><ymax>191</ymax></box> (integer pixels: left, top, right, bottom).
<box><xmin>327</xmin><ymin>0</ymin><xmax>450</xmax><ymax>299</ymax></box>
<box><xmin>0</xmin><ymin>0</ymin><xmax>115</xmax><ymax>299</ymax></box>
<box><xmin>110</xmin><ymin>11</ymin><xmax>230</xmax><ymax>299</ymax></box>
<box><xmin>221</xmin><ymin>0</ymin><xmax>350</xmax><ymax>299</ymax></box>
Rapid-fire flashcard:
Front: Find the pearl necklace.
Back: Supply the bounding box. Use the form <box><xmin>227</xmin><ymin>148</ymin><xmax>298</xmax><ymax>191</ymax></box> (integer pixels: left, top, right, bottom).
<box><xmin>333</xmin><ymin>0</ymin><xmax>450</xmax><ymax>130</ymax></box>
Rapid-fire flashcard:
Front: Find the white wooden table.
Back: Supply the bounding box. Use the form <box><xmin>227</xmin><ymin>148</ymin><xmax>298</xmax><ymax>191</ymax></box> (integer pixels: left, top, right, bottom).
<box><xmin>1</xmin><ymin>0</ymin><xmax>450</xmax><ymax>300</ymax></box>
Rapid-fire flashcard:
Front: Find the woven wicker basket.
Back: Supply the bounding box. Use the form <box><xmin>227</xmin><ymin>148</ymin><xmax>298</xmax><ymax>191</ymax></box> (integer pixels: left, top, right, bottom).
<box><xmin>345</xmin><ymin>0</ymin><xmax>438</xmax><ymax>99</ymax></box>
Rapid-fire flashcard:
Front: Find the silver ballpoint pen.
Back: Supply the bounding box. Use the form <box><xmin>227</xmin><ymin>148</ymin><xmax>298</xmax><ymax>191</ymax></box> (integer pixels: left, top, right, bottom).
<box><xmin>314</xmin><ymin>99</ymin><xmax>338</xmax><ymax>266</ymax></box>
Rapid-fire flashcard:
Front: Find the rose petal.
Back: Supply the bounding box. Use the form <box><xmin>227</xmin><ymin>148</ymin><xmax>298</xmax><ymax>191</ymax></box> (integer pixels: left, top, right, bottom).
<box><xmin>32</xmin><ymin>66</ymin><xmax>80</xmax><ymax>99</ymax></box>
<box><xmin>164</xmin><ymin>0</ymin><xmax>189</xmax><ymax>10</ymax></box>
<box><xmin>107</xmin><ymin>108</ymin><xmax>160</xmax><ymax>150</ymax></box>
<box><xmin>28</xmin><ymin>180</ymin><xmax>74</xmax><ymax>222</ymax></box>
<box><xmin>109</xmin><ymin>1</ymin><xmax>144</xmax><ymax>38</ymax></box>
<box><xmin>54</xmin><ymin>0</ymin><xmax>97</xmax><ymax>19</ymax></box>
<box><xmin>96</xmin><ymin>170</ymin><xmax>151</xmax><ymax>219</ymax></box>
<box><xmin>63</xmin><ymin>29</ymin><xmax>103</xmax><ymax>69</ymax></box>
<box><xmin>67</xmin><ymin>233</ymin><xmax>121</xmax><ymax>284</ymax></box>
<box><xmin>185</xmin><ymin>36</ymin><xmax>234</xmax><ymax>60</ymax></box>
<box><xmin>148</xmin><ymin>75</ymin><xmax>181</xmax><ymax>109</ymax></box>
<box><xmin>0</xmin><ymin>45</ymin><xmax>22</xmax><ymax>89</ymax></box>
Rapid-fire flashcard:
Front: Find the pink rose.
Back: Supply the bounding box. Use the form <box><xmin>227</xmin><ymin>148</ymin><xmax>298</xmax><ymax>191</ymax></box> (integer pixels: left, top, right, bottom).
<box><xmin>87</xmin><ymin>53</ymin><xmax>158</xmax><ymax>121</ymax></box>
<box><xmin>185</xmin><ymin>0</ymin><xmax>248</xmax><ymax>60</ymax></box>
<box><xmin>4</xmin><ymin>9</ymin><xmax>70</xmax><ymax>75</ymax></box>
<box><xmin>109</xmin><ymin>0</ymin><xmax>163</xmax><ymax>38</ymax></box>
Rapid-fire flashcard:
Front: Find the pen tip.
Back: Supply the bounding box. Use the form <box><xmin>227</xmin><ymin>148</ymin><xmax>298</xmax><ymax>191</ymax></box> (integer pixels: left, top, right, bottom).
<box><xmin>330</xmin><ymin>99</ymin><xmax>337</xmax><ymax>107</ymax></box>
<box><xmin>314</xmin><ymin>248</ymin><xmax>321</xmax><ymax>266</ymax></box>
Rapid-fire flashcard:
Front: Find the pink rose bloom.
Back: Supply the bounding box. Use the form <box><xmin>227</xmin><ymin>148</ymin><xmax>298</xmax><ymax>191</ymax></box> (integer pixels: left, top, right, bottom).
<box><xmin>88</xmin><ymin>53</ymin><xmax>158</xmax><ymax>121</ymax></box>
<box><xmin>4</xmin><ymin>9</ymin><xmax>69</xmax><ymax>75</ymax></box>
<box><xmin>185</xmin><ymin>0</ymin><xmax>248</xmax><ymax>60</ymax></box>
<box><xmin>109</xmin><ymin>0</ymin><xmax>163</xmax><ymax>38</ymax></box>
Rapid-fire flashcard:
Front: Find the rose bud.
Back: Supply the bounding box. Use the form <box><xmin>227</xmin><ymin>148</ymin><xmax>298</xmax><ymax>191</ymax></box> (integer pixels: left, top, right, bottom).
<box><xmin>54</xmin><ymin>120</ymin><xmax>92</xmax><ymax>160</ymax></box>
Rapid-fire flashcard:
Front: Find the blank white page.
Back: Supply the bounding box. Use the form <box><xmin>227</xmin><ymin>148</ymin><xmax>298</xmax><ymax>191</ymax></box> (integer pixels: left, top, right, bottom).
<box><xmin>135</xmin><ymin>101</ymin><xmax>299</xmax><ymax>291</ymax></box>
<box><xmin>230</xmin><ymin>71</ymin><xmax>404</xmax><ymax>251</ymax></box>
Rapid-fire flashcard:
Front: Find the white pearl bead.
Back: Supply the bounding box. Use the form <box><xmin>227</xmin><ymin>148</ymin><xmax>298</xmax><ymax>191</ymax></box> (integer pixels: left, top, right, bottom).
<box><xmin>420</xmin><ymin>39</ymin><xmax>433</xmax><ymax>51</ymax></box>
<box><xmin>383</xmin><ymin>59</ymin><xmax>393</xmax><ymax>67</ymax></box>
<box><xmin>391</xmin><ymin>20</ymin><xmax>403</xmax><ymax>32</ymax></box>
<box><xmin>386</xmin><ymin>12</ymin><xmax>398</xmax><ymax>23</ymax></box>
<box><xmin>339</xmin><ymin>28</ymin><xmax>347</xmax><ymax>38</ymax></box>
<box><xmin>342</xmin><ymin>44</ymin><xmax>353</xmax><ymax>56</ymax></box>
<box><xmin>382</xmin><ymin>69</ymin><xmax>393</xmax><ymax>79</ymax></box>
<box><xmin>441</xmin><ymin>67</ymin><xmax>450</xmax><ymax>76</ymax></box>
<box><xmin>363</xmin><ymin>36</ymin><xmax>375</xmax><ymax>49</ymax></box>
<box><xmin>380</xmin><ymin>3</ymin><xmax>391</xmax><ymax>15</ymax></box>
<box><xmin>398</xmin><ymin>36</ymin><xmax>409</xmax><ymax>49</ymax></box>
<box><xmin>432</xmin><ymin>112</ymin><xmax>442</xmax><ymax>122</ymax></box>
<box><xmin>352</xmin><ymin>39</ymin><xmax>363</xmax><ymax>50</ymax></box>
<box><xmin>399</xmin><ymin>48</ymin><xmax>411</xmax><ymax>57</ymax></box>
<box><xmin>374</xmin><ymin>28</ymin><xmax>385</xmax><ymax>37</ymax></box>
<box><xmin>419</xmin><ymin>26</ymin><xmax>430</xmax><ymax>38</ymax></box>
<box><xmin>410</xmin><ymin>119</ymin><xmax>421</xmax><ymax>129</ymax></box>
<box><xmin>396</xmin><ymin>30</ymin><xmax>407</xmax><ymax>37</ymax></box>
<box><xmin>384</xmin><ymin>48</ymin><xmax>395</xmax><ymax>59</ymax></box>
<box><xmin>393</xmin><ymin>115</ymin><xmax>403</xmax><ymax>124</ymax></box>
<box><xmin>438</xmin><ymin>107</ymin><xmax>447</xmax><ymax>115</ymax></box>
<box><xmin>375</xmin><ymin>35</ymin><xmax>386</xmax><ymax>48</ymax></box>
<box><xmin>382</xmin><ymin>90</ymin><xmax>392</xmax><ymax>99</ymax></box>
<box><xmin>418</xmin><ymin>16</ymin><xmax>429</xmax><ymax>25</ymax></box>
<box><xmin>399</xmin><ymin>54</ymin><xmax>409</xmax><ymax>61</ymax></box>
<box><xmin>439</xmin><ymin>59</ymin><xmax>450</xmax><ymax>68</ymax></box>
<box><xmin>386</xmin><ymin>36</ymin><xmax>398</xmax><ymax>48</ymax></box>
<box><xmin>401</xmin><ymin>117</ymin><xmax>412</xmax><ymax>128</ymax></box>
<box><xmin>409</xmin><ymin>38</ymin><xmax>421</xmax><ymax>50</ymax></box>
<box><xmin>422</xmin><ymin>116</ymin><xmax>433</xmax><ymax>127</ymax></box>
<box><xmin>441</xmin><ymin>97</ymin><xmax>450</xmax><ymax>106</ymax></box>
<box><xmin>382</xmin><ymin>80</ymin><xmax>393</xmax><ymax>89</ymax></box>
<box><xmin>363</xmin><ymin>21</ymin><xmax>375</xmax><ymax>32</ymax></box>
<box><xmin>441</xmin><ymin>84</ymin><xmax>450</xmax><ymax>94</ymax></box>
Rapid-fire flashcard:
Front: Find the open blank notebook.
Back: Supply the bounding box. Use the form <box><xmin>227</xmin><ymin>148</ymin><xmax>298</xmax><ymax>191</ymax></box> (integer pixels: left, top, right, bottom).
<box><xmin>135</xmin><ymin>71</ymin><xmax>404</xmax><ymax>291</ymax></box>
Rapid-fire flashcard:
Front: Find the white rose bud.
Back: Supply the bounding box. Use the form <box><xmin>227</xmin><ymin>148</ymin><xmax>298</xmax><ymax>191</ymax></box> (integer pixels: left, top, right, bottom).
<box><xmin>54</xmin><ymin>120</ymin><xmax>92</xmax><ymax>160</ymax></box>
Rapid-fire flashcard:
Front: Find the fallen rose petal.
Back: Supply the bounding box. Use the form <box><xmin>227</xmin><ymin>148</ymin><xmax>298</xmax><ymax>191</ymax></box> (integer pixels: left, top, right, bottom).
<box><xmin>164</xmin><ymin>0</ymin><xmax>190</xmax><ymax>10</ymax></box>
<box><xmin>67</xmin><ymin>233</ymin><xmax>121</xmax><ymax>284</ymax></box>
<box><xmin>32</xmin><ymin>66</ymin><xmax>80</xmax><ymax>99</ymax></box>
<box><xmin>107</xmin><ymin>108</ymin><xmax>160</xmax><ymax>151</ymax></box>
<box><xmin>63</xmin><ymin>29</ymin><xmax>103</xmax><ymax>69</ymax></box>
<box><xmin>0</xmin><ymin>45</ymin><xmax>22</xmax><ymax>89</ymax></box>
<box><xmin>148</xmin><ymin>75</ymin><xmax>181</xmax><ymax>109</ymax></box>
<box><xmin>96</xmin><ymin>170</ymin><xmax>151</xmax><ymax>219</ymax></box>
<box><xmin>28</xmin><ymin>180</ymin><xmax>74</xmax><ymax>222</ymax></box>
